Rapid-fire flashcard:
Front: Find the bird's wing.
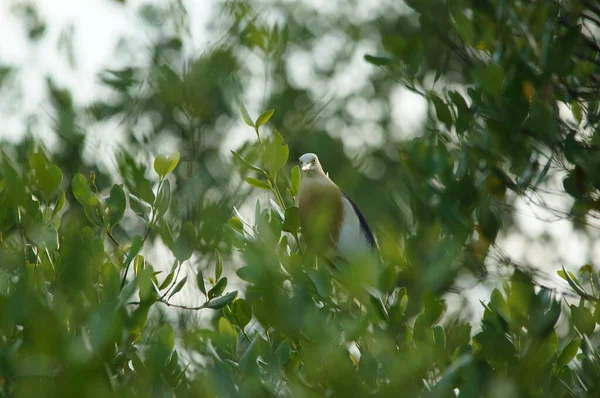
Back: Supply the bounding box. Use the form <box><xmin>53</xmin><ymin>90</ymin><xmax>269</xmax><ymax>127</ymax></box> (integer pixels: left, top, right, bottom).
<box><xmin>337</xmin><ymin>191</ymin><xmax>377</xmax><ymax>255</ymax></box>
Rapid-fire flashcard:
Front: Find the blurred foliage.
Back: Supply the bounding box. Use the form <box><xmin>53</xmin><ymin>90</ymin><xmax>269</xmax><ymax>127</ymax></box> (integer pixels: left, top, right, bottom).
<box><xmin>2</xmin><ymin>0</ymin><xmax>600</xmax><ymax>397</ymax></box>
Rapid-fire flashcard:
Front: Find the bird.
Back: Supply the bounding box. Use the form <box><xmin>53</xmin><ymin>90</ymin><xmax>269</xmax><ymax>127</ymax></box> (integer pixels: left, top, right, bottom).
<box><xmin>297</xmin><ymin>153</ymin><xmax>377</xmax><ymax>265</ymax></box>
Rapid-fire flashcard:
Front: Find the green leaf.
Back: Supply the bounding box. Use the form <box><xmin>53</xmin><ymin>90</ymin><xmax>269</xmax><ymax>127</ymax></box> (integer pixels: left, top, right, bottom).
<box><xmin>153</xmin><ymin>152</ymin><xmax>180</xmax><ymax>178</ymax></box>
<box><xmin>255</xmin><ymin>109</ymin><xmax>274</xmax><ymax>127</ymax></box>
<box><xmin>158</xmin><ymin>324</ymin><xmax>175</xmax><ymax>351</ymax></box>
<box><xmin>218</xmin><ymin>317</ymin><xmax>237</xmax><ymax>350</ymax></box>
<box><xmin>129</xmin><ymin>194</ymin><xmax>151</xmax><ymax>220</ymax></box>
<box><xmin>106</xmin><ymin>184</ymin><xmax>126</xmax><ymax>228</ymax></box>
<box><xmin>29</xmin><ymin>152</ymin><xmax>47</xmax><ymax>171</ymax></box>
<box><xmin>84</xmin><ymin>205</ymin><xmax>103</xmax><ymax>227</ymax></box>
<box><xmin>363</xmin><ymin>54</ymin><xmax>393</xmax><ymax>66</ymax></box>
<box><xmin>231</xmin><ymin>150</ymin><xmax>264</xmax><ymax>173</ymax></box>
<box><xmin>307</xmin><ymin>268</ymin><xmax>332</xmax><ymax>298</ymax></box>
<box><xmin>453</xmin><ymin>11</ymin><xmax>474</xmax><ymax>45</ymax></box>
<box><xmin>431</xmin><ymin>95</ymin><xmax>452</xmax><ymax>128</ymax></box>
<box><xmin>173</xmin><ymin>221</ymin><xmax>196</xmax><ymax>261</ymax></box>
<box><xmin>155</xmin><ymin>179</ymin><xmax>171</xmax><ymax>217</ymax></box>
<box><xmin>215</xmin><ymin>250</ymin><xmax>223</xmax><ymax>281</ymax></box>
<box><xmin>208</xmin><ymin>277</ymin><xmax>228</xmax><ymax>299</ymax></box>
<box><xmin>229</xmin><ymin>299</ymin><xmax>252</xmax><ymax>329</ymax></box>
<box><xmin>476</xmin><ymin>63</ymin><xmax>504</xmax><ymax>97</ymax></box>
<box><xmin>37</xmin><ymin>165</ymin><xmax>63</xmax><ymax>196</ymax></box>
<box><xmin>239</xmin><ymin>103</ymin><xmax>254</xmax><ymax>127</ymax></box>
<box><xmin>282</xmin><ymin>206</ymin><xmax>300</xmax><ymax>234</ymax></box>
<box><xmin>266</xmin><ymin>130</ymin><xmax>289</xmax><ymax>172</ymax></box>
<box><xmin>276</xmin><ymin>341</ymin><xmax>291</xmax><ymax>364</ymax></box>
<box><xmin>168</xmin><ymin>275</ymin><xmax>188</xmax><ymax>299</ymax></box>
<box><xmin>557</xmin><ymin>338</ymin><xmax>581</xmax><ymax>369</ymax></box>
<box><xmin>244</xmin><ymin>177</ymin><xmax>271</xmax><ymax>190</ymax></box>
<box><xmin>204</xmin><ymin>291</ymin><xmax>238</xmax><ymax>309</ymax></box>
<box><xmin>291</xmin><ymin>165</ymin><xmax>300</xmax><ymax>196</ymax></box>
<box><xmin>571</xmin><ymin>304</ymin><xmax>596</xmax><ymax>335</ymax></box>
<box><xmin>72</xmin><ymin>174</ymin><xmax>99</xmax><ymax>207</ymax></box>
<box><xmin>196</xmin><ymin>268</ymin><xmax>206</xmax><ymax>295</ymax></box>
<box><xmin>228</xmin><ymin>216</ymin><xmax>244</xmax><ymax>231</ymax></box>
<box><xmin>50</xmin><ymin>191</ymin><xmax>66</xmax><ymax>220</ymax></box>
<box><xmin>159</xmin><ymin>270</ymin><xmax>175</xmax><ymax>290</ymax></box>
<box><xmin>125</xmin><ymin>235</ymin><xmax>144</xmax><ymax>267</ymax></box>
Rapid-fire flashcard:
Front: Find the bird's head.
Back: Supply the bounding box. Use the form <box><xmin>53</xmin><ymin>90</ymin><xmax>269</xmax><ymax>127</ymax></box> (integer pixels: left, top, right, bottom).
<box><xmin>299</xmin><ymin>153</ymin><xmax>326</xmax><ymax>177</ymax></box>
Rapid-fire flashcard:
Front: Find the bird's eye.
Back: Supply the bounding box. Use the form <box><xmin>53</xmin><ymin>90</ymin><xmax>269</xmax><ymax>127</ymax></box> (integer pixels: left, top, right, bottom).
<box><xmin>312</xmin><ymin>159</ymin><xmax>316</xmax><ymax>164</ymax></box>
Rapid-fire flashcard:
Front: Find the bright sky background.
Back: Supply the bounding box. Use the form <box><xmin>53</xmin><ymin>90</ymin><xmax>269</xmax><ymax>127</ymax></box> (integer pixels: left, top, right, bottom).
<box><xmin>0</xmin><ymin>0</ymin><xmax>592</xmax><ymax>323</ymax></box>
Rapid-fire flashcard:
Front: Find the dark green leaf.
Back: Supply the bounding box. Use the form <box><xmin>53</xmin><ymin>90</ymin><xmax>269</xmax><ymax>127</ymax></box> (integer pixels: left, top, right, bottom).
<box><xmin>291</xmin><ymin>165</ymin><xmax>300</xmax><ymax>196</ymax></box>
<box><xmin>106</xmin><ymin>184</ymin><xmax>126</xmax><ymax>228</ymax></box>
<box><xmin>208</xmin><ymin>277</ymin><xmax>227</xmax><ymax>299</ymax></box>
<box><xmin>229</xmin><ymin>299</ymin><xmax>252</xmax><ymax>329</ymax></box>
<box><xmin>196</xmin><ymin>268</ymin><xmax>206</xmax><ymax>295</ymax></box>
<box><xmin>215</xmin><ymin>250</ymin><xmax>223</xmax><ymax>281</ymax></box>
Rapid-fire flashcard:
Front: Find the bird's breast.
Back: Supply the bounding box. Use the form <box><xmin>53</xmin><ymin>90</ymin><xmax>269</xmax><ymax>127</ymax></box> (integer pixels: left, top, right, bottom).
<box><xmin>298</xmin><ymin>179</ymin><xmax>344</xmax><ymax>252</ymax></box>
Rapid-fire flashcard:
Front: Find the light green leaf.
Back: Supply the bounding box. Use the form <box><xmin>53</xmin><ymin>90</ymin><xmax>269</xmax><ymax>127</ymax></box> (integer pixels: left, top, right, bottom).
<box><xmin>158</xmin><ymin>324</ymin><xmax>175</xmax><ymax>351</ymax></box>
<box><xmin>72</xmin><ymin>174</ymin><xmax>99</xmax><ymax>207</ymax></box>
<box><xmin>173</xmin><ymin>221</ymin><xmax>196</xmax><ymax>261</ymax></box>
<box><xmin>125</xmin><ymin>235</ymin><xmax>144</xmax><ymax>267</ymax></box>
<box><xmin>255</xmin><ymin>109</ymin><xmax>274</xmax><ymax>127</ymax></box>
<box><xmin>239</xmin><ymin>103</ymin><xmax>254</xmax><ymax>127</ymax></box>
<box><xmin>244</xmin><ymin>177</ymin><xmax>271</xmax><ymax>190</ymax></box>
<box><xmin>291</xmin><ymin>165</ymin><xmax>300</xmax><ymax>196</ymax></box>
<box><xmin>231</xmin><ymin>150</ymin><xmax>265</xmax><ymax>173</ymax></box>
<box><xmin>153</xmin><ymin>152</ymin><xmax>180</xmax><ymax>178</ymax></box>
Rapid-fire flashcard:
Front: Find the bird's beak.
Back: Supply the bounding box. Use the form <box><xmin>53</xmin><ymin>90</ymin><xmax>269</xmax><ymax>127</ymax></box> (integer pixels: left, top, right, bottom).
<box><xmin>301</xmin><ymin>163</ymin><xmax>312</xmax><ymax>171</ymax></box>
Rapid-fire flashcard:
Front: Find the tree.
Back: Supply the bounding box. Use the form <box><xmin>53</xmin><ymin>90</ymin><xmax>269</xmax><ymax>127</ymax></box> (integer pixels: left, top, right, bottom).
<box><xmin>1</xmin><ymin>0</ymin><xmax>600</xmax><ymax>396</ymax></box>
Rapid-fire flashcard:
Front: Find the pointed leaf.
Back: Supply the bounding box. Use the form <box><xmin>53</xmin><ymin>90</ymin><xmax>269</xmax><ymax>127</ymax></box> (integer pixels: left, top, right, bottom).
<box><xmin>196</xmin><ymin>268</ymin><xmax>206</xmax><ymax>295</ymax></box>
<box><xmin>168</xmin><ymin>275</ymin><xmax>188</xmax><ymax>300</ymax></box>
<box><xmin>208</xmin><ymin>277</ymin><xmax>228</xmax><ymax>299</ymax></box>
<box><xmin>291</xmin><ymin>165</ymin><xmax>300</xmax><ymax>196</ymax></box>
<box><xmin>244</xmin><ymin>177</ymin><xmax>271</xmax><ymax>190</ymax></box>
<box><xmin>204</xmin><ymin>291</ymin><xmax>238</xmax><ymax>309</ymax></box>
<box><xmin>215</xmin><ymin>250</ymin><xmax>223</xmax><ymax>281</ymax></box>
<box><xmin>255</xmin><ymin>109</ymin><xmax>274</xmax><ymax>127</ymax></box>
<box><xmin>239</xmin><ymin>103</ymin><xmax>254</xmax><ymax>127</ymax></box>
<box><xmin>156</xmin><ymin>179</ymin><xmax>171</xmax><ymax>217</ymax></box>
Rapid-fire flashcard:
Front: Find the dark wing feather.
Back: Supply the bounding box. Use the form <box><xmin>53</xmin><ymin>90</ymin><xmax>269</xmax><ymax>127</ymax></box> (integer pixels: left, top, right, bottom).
<box><xmin>341</xmin><ymin>190</ymin><xmax>377</xmax><ymax>250</ymax></box>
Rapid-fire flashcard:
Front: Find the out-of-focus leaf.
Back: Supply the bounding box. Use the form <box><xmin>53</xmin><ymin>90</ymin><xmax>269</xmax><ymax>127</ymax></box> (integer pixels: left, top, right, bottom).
<box><xmin>244</xmin><ymin>177</ymin><xmax>270</xmax><ymax>190</ymax></box>
<box><xmin>282</xmin><ymin>206</ymin><xmax>300</xmax><ymax>234</ymax></box>
<box><xmin>240</xmin><ymin>103</ymin><xmax>254</xmax><ymax>127</ymax></box>
<box><xmin>106</xmin><ymin>184</ymin><xmax>126</xmax><ymax>228</ymax></box>
<box><xmin>154</xmin><ymin>152</ymin><xmax>180</xmax><ymax>178</ymax></box>
<box><xmin>291</xmin><ymin>165</ymin><xmax>300</xmax><ymax>196</ymax></box>
<box><xmin>155</xmin><ymin>179</ymin><xmax>171</xmax><ymax>217</ymax></box>
<box><xmin>72</xmin><ymin>174</ymin><xmax>99</xmax><ymax>207</ymax></box>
